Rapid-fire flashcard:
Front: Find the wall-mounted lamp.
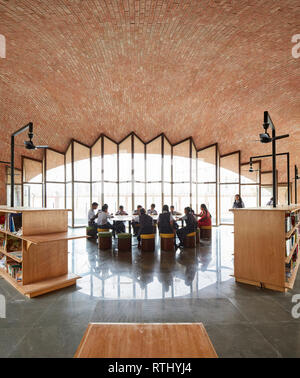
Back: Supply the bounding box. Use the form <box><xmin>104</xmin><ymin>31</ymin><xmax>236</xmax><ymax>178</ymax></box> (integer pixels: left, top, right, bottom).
<box><xmin>259</xmin><ymin>111</ymin><xmax>289</xmax><ymax>208</ymax></box>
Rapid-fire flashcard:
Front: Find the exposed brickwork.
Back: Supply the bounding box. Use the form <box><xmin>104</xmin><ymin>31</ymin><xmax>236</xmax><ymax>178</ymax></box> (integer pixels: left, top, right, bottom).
<box><xmin>0</xmin><ymin>165</ymin><xmax>6</xmax><ymax>205</ymax></box>
<box><xmin>0</xmin><ymin>0</ymin><xmax>299</xmax><ymax>181</ymax></box>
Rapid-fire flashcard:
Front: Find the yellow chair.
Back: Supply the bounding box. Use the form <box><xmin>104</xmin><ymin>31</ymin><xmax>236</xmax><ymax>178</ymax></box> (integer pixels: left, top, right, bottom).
<box><xmin>200</xmin><ymin>226</ymin><xmax>212</xmax><ymax>240</ymax></box>
<box><xmin>141</xmin><ymin>234</ymin><xmax>156</xmax><ymax>252</ymax></box>
<box><xmin>184</xmin><ymin>231</ymin><xmax>196</xmax><ymax>248</ymax></box>
<box><xmin>160</xmin><ymin>233</ymin><xmax>175</xmax><ymax>251</ymax></box>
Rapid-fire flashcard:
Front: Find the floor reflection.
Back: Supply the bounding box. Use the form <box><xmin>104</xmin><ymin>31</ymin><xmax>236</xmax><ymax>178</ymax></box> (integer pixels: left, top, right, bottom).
<box><xmin>68</xmin><ymin>226</ymin><xmax>234</xmax><ymax>299</ymax></box>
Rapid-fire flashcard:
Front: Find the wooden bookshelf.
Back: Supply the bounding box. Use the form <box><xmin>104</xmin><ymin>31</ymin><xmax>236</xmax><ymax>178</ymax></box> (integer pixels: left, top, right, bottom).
<box><xmin>230</xmin><ymin>206</ymin><xmax>300</xmax><ymax>292</ymax></box>
<box><xmin>0</xmin><ymin>207</ymin><xmax>86</xmax><ymax>298</ymax></box>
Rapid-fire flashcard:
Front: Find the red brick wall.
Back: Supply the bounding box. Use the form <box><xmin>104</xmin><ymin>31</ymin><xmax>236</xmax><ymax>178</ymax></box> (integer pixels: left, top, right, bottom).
<box><xmin>0</xmin><ymin>1</ymin><xmax>299</xmax><ymax>182</ymax></box>
<box><xmin>0</xmin><ymin>165</ymin><xmax>7</xmax><ymax>205</ymax></box>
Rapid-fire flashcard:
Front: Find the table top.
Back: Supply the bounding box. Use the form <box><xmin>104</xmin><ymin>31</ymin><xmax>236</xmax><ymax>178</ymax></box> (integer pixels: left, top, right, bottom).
<box><xmin>74</xmin><ymin>322</ymin><xmax>217</xmax><ymax>358</ymax></box>
<box><xmin>112</xmin><ymin>215</ymin><xmax>159</xmax><ymax>221</ymax></box>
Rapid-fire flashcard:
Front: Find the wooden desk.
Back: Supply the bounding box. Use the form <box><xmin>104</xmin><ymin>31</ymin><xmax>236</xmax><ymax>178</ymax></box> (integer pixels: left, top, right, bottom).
<box><xmin>74</xmin><ymin>323</ymin><xmax>217</xmax><ymax>358</ymax></box>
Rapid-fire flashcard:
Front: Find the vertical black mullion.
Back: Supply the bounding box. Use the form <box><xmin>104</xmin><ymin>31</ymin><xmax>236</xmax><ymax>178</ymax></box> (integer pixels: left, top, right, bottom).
<box><xmin>144</xmin><ymin>143</ymin><xmax>147</xmax><ymax>209</ymax></box>
<box><xmin>161</xmin><ymin>136</ymin><xmax>164</xmax><ymax>207</ymax></box>
<box><xmin>64</xmin><ymin>152</ymin><xmax>66</xmax><ymax>210</ymax></box>
<box><xmin>101</xmin><ymin>136</ymin><xmax>104</xmax><ymax>205</ymax></box>
<box><xmin>117</xmin><ymin>143</ymin><xmax>120</xmax><ymax>209</ymax></box>
<box><xmin>71</xmin><ymin>141</ymin><xmax>75</xmax><ymax>227</ymax></box>
<box><xmin>21</xmin><ymin>156</ymin><xmax>24</xmax><ymax>207</ymax></box>
<box><xmin>90</xmin><ymin>146</ymin><xmax>92</xmax><ymax>206</ymax></box>
<box><xmin>238</xmin><ymin>151</ymin><xmax>241</xmax><ymax>196</ymax></box>
<box><xmin>189</xmin><ymin>138</ymin><xmax>192</xmax><ymax>208</ymax></box>
<box><xmin>258</xmin><ymin>160</ymin><xmax>261</xmax><ymax>207</ymax></box>
<box><xmin>131</xmin><ymin>134</ymin><xmax>134</xmax><ymax>212</ymax></box>
<box><xmin>43</xmin><ymin>149</ymin><xmax>46</xmax><ymax>208</ymax></box>
<box><xmin>171</xmin><ymin>144</ymin><xmax>173</xmax><ymax>207</ymax></box>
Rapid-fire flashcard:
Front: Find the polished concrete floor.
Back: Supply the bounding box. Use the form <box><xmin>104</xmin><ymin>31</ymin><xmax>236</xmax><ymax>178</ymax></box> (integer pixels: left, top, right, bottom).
<box><xmin>1</xmin><ymin>226</ymin><xmax>300</xmax><ymax>358</ymax></box>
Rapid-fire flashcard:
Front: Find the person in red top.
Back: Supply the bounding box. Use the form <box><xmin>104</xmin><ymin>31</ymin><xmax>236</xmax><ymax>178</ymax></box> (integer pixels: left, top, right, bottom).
<box><xmin>197</xmin><ymin>204</ymin><xmax>212</xmax><ymax>228</ymax></box>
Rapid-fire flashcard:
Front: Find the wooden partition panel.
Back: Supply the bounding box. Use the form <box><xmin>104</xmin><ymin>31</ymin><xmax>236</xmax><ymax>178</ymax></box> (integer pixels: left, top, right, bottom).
<box><xmin>22</xmin><ymin>210</ymin><xmax>68</xmax><ymax>235</ymax></box>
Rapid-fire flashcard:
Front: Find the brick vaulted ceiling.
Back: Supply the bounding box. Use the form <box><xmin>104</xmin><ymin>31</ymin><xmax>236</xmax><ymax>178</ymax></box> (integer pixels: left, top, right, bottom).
<box><xmin>0</xmin><ymin>0</ymin><xmax>300</xmax><ymax>180</ymax></box>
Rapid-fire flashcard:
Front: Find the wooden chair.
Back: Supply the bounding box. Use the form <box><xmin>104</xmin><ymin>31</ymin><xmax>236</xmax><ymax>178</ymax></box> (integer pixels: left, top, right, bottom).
<box><xmin>184</xmin><ymin>231</ymin><xmax>196</xmax><ymax>248</ymax></box>
<box><xmin>200</xmin><ymin>226</ymin><xmax>212</xmax><ymax>240</ymax></box>
<box><xmin>160</xmin><ymin>233</ymin><xmax>175</xmax><ymax>252</ymax></box>
<box><xmin>141</xmin><ymin>234</ymin><xmax>155</xmax><ymax>252</ymax></box>
<box><xmin>117</xmin><ymin>233</ymin><xmax>132</xmax><ymax>252</ymax></box>
<box><xmin>98</xmin><ymin>232</ymin><xmax>112</xmax><ymax>250</ymax></box>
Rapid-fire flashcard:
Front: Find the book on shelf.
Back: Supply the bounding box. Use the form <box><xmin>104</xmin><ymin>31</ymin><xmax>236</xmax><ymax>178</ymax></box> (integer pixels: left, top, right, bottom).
<box><xmin>7</xmin><ymin>251</ymin><xmax>22</xmax><ymax>259</ymax></box>
<box><xmin>285</xmin><ymin>215</ymin><xmax>292</xmax><ymax>233</ymax></box>
<box><xmin>6</xmin><ymin>235</ymin><xmax>22</xmax><ymax>252</ymax></box>
<box><xmin>7</xmin><ymin>261</ymin><xmax>22</xmax><ymax>282</ymax></box>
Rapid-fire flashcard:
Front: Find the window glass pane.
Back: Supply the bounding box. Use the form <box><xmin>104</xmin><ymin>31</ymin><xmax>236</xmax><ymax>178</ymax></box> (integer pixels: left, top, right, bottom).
<box><xmin>46</xmin><ymin>150</ymin><xmax>64</xmax><ymax>182</ymax></box>
<box><xmin>66</xmin><ymin>183</ymin><xmax>72</xmax><ymax>226</ymax></box>
<box><xmin>74</xmin><ymin>142</ymin><xmax>90</xmax><ymax>182</ymax></box>
<box><xmin>103</xmin><ymin>182</ymin><xmax>118</xmax><ymax>213</ymax></box>
<box><xmin>134</xmin><ymin>136</ymin><xmax>145</xmax><ymax>182</ymax></box>
<box><xmin>197</xmin><ymin>145</ymin><xmax>216</xmax><ymax>182</ymax></box>
<box><xmin>92</xmin><ymin>138</ymin><xmax>102</xmax><ymax>182</ymax></box>
<box><xmin>278</xmin><ymin>185</ymin><xmax>288</xmax><ymax>205</ymax></box>
<box><xmin>197</xmin><ymin>183</ymin><xmax>216</xmax><ymax>225</ymax></box>
<box><xmin>164</xmin><ymin>138</ymin><xmax>171</xmax><ymax>183</ymax></box>
<box><xmin>220</xmin><ymin>153</ymin><xmax>239</xmax><ymax>183</ymax></box>
<box><xmin>261</xmin><ymin>186</ymin><xmax>273</xmax><ymax>206</ymax></box>
<box><xmin>240</xmin><ymin>185</ymin><xmax>259</xmax><ymax>207</ymax></box>
<box><xmin>241</xmin><ymin>162</ymin><xmax>260</xmax><ymax>184</ymax></box>
<box><xmin>92</xmin><ymin>182</ymin><xmax>101</xmax><ymax>204</ymax></box>
<box><xmin>134</xmin><ymin>182</ymin><xmax>145</xmax><ymax>209</ymax></box>
<box><xmin>173</xmin><ymin>183</ymin><xmax>190</xmax><ymax>214</ymax></box>
<box><xmin>192</xmin><ymin>144</ymin><xmax>197</xmax><ymax>183</ymax></box>
<box><xmin>119</xmin><ymin>136</ymin><xmax>132</xmax><ymax>182</ymax></box>
<box><xmin>146</xmin><ymin>137</ymin><xmax>162</xmax><ymax>182</ymax></box>
<box><xmin>46</xmin><ymin>183</ymin><xmax>65</xmax><ymax>209</ymax></box>
<box><xmin>261</xmin><ymin>172</ymin><xmax>273</xmax><ymax>185</ymax></box>
<box><xmin>192</xmin><ymin>183</ymin><xmax>197</xmax><ymax>213</ymax></box>
<box><xmin>103</xmin><ymin>137</ymin><xmax>117</xmax><ymax>182</ymax></box>
<box><xmin>74</xmin><ymin>183</ymin><xmax>90</xmax><ymax>226</ymax></box>
<box><xmin>6</xmin><ymin>167</ymin><xmax>22</xmax><ymax>185</ymax></box>
<box><xmin>23</xmin><ymin>184</ymin><xmax>43</xmax><ymax>208</ymax></box>
<box><xmin>23</xmin><ymin>158</ymin><xmax>42</xmax><ymax>183</ymax></box>
<box><xmin>173</xmin><ymin>140</ymin><xmax>190</xmax><ymax>182</ymax></box>
<box><xmin>146</xmin><ymin>183</ymin><xmax>162</xmax><ymax>211</ymax></box>
<box><xmin>119</xmin><ymin>183</ymin><xmax>132</xmax><ymax>213</ymax></box>
<box><xmin>6</xmin><ymin>185</ymin><xmax>22</xmax><ymax>207</ymax></box>
<box><xmin>66</xmin><ymin>145</ymin><xmax>72</xmax><ymax>182</ymax></box>
<box><xmin>163</xmin><ymin>183</ymin><xmax>171</xmax><ymax>208</ymax></box>
<box><xmin>220</xmin><ymin>184</ymin><xmax>239</xmax><ymax>223</ymax></box>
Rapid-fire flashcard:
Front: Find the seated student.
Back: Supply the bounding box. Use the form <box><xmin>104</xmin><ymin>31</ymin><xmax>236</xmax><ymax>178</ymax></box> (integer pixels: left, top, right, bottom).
<box><xmin>115</xmin><ymin>205</ymin><xmax>128</xmax><ymax>233</ymax></box>
<box><xmin>196</xmin><ymin>204</ymin><xmax>212</xmax><ymax>228</ymax></box>
<box><xmin>232</xmin><ymin>194</ymin><xmax>245</xmax><ymax>208</ymax></box>
<box><xmin>137</xmin><ymin>208</ymin><xmax>154</xmax><ymax>249</ymax></box>
<box><xmin>87</xmin><ymin>202</ymin><xmax>99</xmax><ymax>238</ymax></box>
<box><xmin>97</xmin><ymin>204</ymin><xmax>115</xmax><ymax>234</ymax></box>
<box><xmin>132</xmin><ymin>205</ymin><xmax>142</xmax><ymax>236</ymax></box>
<box><xmin>176</xmin><ymin>207</ymin><xmax>198</xmax><ymax>248</ymax></box>
<box><xmin>170</xmin><ymin>206</ymin><xmax>182</xmax><ymax>216</ymax></box>
<box><xmin>147</xmin><ymin>204</ymin><xmax>158</xmax><ymax>216</ymax></box>
<box><xmin>170</xmin><ymin>205</ymin><xmax>181</xmax><ymax>229</ymax></box>
<box><xmin>158</xmin><ymin>205</ymin><xmax>175</xmax><ymax>235</ymax></box>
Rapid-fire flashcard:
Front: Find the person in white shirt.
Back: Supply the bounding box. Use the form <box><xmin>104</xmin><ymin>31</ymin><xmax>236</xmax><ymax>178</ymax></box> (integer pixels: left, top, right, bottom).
<box><xmin>115</xmin><ymin>205</ymin><xmax>128</xmax><ymax>233</ymax></box>
<box><xmin>88</xmin><ymin>202</ymin><xmax>99</xmax><ymax>225</ymax></box>
<box><xmin>147</xmin><ymin>203</ymin><xmax>158</xmax><ymax>216</ymax></box>
<box><xmin>132</xmin><ymin>205</ymin><xmax>142</xmax><ymax>236</ymax></box>
<box><xmin>170</xmin><ymin>206</ymin><xmax>182</xmax><ymax>216</ymax></box>
<box><xmin>97</xmin><ymin>204</ymin><xmax>115</xmax><ymax>234</ymax></box>
<box><xmin>87</xmin><ymin>202</ymin><xmax>99</xmax><ymax>238</ymax></box>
